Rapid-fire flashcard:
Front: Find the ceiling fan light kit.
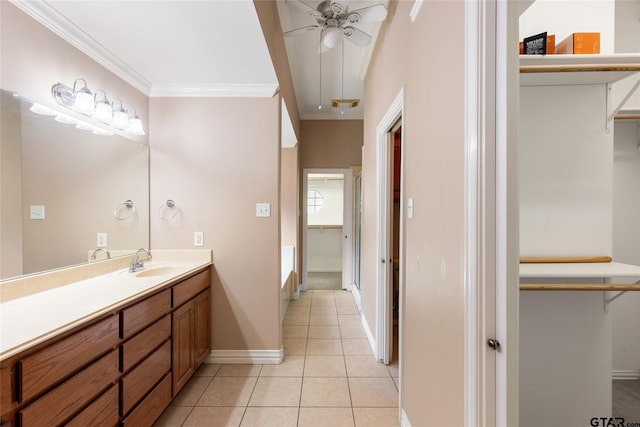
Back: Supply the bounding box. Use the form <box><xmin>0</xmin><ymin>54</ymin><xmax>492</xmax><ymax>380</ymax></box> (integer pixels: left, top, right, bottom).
<box><xmin>283</xmin><ymin>0</ymin><xmax>387</xmax><ymax>51</ymax></box>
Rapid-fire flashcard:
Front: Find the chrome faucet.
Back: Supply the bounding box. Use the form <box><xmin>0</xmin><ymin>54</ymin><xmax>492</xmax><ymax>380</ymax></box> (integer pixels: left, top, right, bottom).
<box><xmin>90</xmin><ymin>248</ymin><xmax>111</xmax><ymax>260</ymax></box>
<box><xmin>129</xmin><ymin>248</ymin><xmax>152</xmax><ymax>273</ymax></box>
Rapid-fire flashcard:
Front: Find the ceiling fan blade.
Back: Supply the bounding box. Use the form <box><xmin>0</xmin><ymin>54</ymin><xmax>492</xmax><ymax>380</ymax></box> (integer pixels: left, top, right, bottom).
<box><xmin>346</xmin><ymin>4</ymin><xmax>388</xmax><ymax>25</ymax></box>
<box><xmin>285</xmin><ymin>0</ymin><xmax>323</xmax><ymax>18</ymax></box>
<box><xmin>342</xmin><ymin>25</ymin><xmax>372</xmax><ymax>47</ymax></box>
<box><xmin>283</xmin><ymin>25</ymin><xmax>321</xmax><ymax>37</ymax></box>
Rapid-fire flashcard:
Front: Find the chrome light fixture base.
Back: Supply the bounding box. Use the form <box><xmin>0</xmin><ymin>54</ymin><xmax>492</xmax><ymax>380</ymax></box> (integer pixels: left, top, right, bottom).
<box><xmin>51</xmin><ymin>82</ymin><xmax>77</xmax><ymax>109</ymax></box>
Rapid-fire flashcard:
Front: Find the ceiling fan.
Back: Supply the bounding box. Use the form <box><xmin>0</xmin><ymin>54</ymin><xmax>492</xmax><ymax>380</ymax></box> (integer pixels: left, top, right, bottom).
<box><xmin>283</xmin><ymin>0</ymin><xmax>388</xmax><ymax>51</ymax></box>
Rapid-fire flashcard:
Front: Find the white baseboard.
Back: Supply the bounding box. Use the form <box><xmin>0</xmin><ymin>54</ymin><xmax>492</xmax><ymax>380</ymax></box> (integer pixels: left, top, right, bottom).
<box><xmin>612</xmin><ymin>369</ymin><xmax>640</xmax><ymax>380</ymax></box>
<box><xmin>206</xmin><ymin>347</ymin><xmax>284</xmax><ymax>365</ymax></box>
<box><xmin>361</xmin><ymin>313</ymin><xmax>377</xmax><ymax>357</ymax></box>
<box><xmin>401</xmin><ymin>408</ymin><xmax>412</xmax><ymax>427</ymax></box>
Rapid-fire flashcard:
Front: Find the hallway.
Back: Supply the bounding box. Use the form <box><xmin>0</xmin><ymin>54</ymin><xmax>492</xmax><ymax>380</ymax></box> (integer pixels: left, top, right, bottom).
<box><xmin>154</xmin><ymin>290</ymin><xmax>399</xmax><ymax>426</ymax></box>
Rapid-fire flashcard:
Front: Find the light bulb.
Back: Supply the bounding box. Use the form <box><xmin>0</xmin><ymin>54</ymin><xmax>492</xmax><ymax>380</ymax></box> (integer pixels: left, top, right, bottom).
<box><xmin>322</xmin><ymin>26</ymin><xmax>342</xmax><ymax>49</ymax></box>
<box><xmin>127</xmin><ymin>114</ymin><xmax>145</xmax><ymax>136</ymax></box>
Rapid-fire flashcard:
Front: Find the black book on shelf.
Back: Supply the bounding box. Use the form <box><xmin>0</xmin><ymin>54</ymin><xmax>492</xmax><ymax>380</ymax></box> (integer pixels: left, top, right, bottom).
<box><xmin>523</xmin><ymin>32</ymin><xmax>547</xmax><ymax>55</ymax></box>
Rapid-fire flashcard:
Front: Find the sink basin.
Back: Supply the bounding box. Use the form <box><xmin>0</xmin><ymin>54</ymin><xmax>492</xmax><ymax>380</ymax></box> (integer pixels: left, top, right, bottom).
<box><xmin>134</xmin><ymin>266</ymin><xmax>181</xmax><ymax>278</ymax></box>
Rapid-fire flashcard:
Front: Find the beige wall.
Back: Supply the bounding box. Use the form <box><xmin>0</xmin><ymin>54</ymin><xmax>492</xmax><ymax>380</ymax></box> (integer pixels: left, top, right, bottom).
<box><xmin>361</xmin><ymin>1</ymin><xmax>466</xmax><ymax>425</ymax></box>
<box><xmin>149</xmin><ymin>96</ymin><xmax>282</xmax><ymax>352</ymax></box>
<box><xmin>299</xmin><ymin>120</ymin><xmax>363</xmax><ymax>169</ymax></box>
<box><xmin>254</xmin><ymin>0</ymin><xmax>301</xmax><ymax>142</ymax></box>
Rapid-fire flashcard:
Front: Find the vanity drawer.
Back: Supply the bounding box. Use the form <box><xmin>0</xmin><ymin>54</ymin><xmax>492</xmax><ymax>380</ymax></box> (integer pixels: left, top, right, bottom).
<box><xmin>121</xmin><ymin>314</ymin><xmax>171</xmax><ymax>373</ymax></box>
<box><xmin>65</xmin><ymin>385</ymin><xmax>118</xmax><ymax>427</ymax></box>
<box><xmin>121</xmin><ymin>340</ymin><xmax>170</xmax><ymax>415</ymax></box>
<box><xmin>20</xmin><ymin>315</ymin><xmax>119</xmax><ymax>402</ymax></box>
<box><xmin>121</xmin><ymin>289</ymin><xmax>171</xmax><ymax>339</ymax></box>
<box><xmin>1</xmin><ymin>364</ymin><xmax>13</xmax><ymax>413</ymax></box>
<box><xmin>19</xmin><ymin>350</ymin><xmax>118</xmax><ymax>427</ymax></box>
<box><xmin>121</xmin><ymin>373</ymin><xmax>171</xmax><ymax>427</ymax></box>
<box><xmin>173</xmin><ymin>270</ymin><xmax>210</xmax><ymax>308</ymax></box>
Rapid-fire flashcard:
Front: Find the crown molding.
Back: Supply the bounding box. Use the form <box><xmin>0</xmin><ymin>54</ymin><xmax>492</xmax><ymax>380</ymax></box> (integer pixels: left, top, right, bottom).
<box><xmin>410</xmin><ymin>0</ymin><xmax>424</xmax><ymax>23</ymax></box>
<box><xmin>150</xmin><ymin>84</ymin><xmax>280</xmax><ymax>98</ymax></box>
<box><xmin>10</xmin><ymin>0</ymin><xmax>152</xmax><ymax>96</ymax></box>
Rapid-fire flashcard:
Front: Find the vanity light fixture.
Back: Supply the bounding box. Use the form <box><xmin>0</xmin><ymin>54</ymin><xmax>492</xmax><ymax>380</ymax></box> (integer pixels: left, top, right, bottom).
<box><xmin>70</xmin><ymin>78</ymin><xmax>95</xmax><ymax>115</ymax></box>
<box><xmin>51</xmin><ymin>78</ymin><xmax>145</xmax><ymax>136</ymax></box>
<box><xmin>92</xmin><ymin>90</ymin><xmax>113</xmax><ymax>124</ymax></box>
<box><xmin>111</xmin><ymin>99</ymin><xmax>129</xmax><ymax>130</ymax></box>
<box><xmin>127</xmin><ymin>109</ymin><xmax>145</xmax><ymax>136</ymax></box>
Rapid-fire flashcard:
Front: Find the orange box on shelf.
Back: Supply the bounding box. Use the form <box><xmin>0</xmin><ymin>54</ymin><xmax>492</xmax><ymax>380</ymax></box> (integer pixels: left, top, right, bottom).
<box><xmin>555</xmin><ymin>32</ymin><xmax>600</xmax><ymax>54</ymax></box>
<box><xmin>519</xmin><ymin>34</ymin><xmax>555</xmax><ymax>54</ymax></box>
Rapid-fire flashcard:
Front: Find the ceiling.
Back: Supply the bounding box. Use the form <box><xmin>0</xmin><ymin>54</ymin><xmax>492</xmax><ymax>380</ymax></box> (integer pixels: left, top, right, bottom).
<box><xmin>13</xmin><ymin>0</ymin><xmax>387</xmax><ymax>127</ymax></box>
<box><xmin>276</xmin><ymin>0</ymin><xmax>388</xmax><ymax>120</ymax></box>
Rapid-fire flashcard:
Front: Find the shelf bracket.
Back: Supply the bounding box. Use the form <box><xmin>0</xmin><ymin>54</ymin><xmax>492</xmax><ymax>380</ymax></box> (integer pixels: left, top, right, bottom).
<box><xmin>603</xmin><ymin>279</ymin><xmax>640</xmax><ymax>311</ymax></box>
<box><xmin>604</xmin><ymin>291</ymin><xmax>628</xmax><ymax>311</ymax></box>
<box><xmin>607</xmin><ymin>76</ymin><xmax>640</xmax><ymax>132</ymax></box>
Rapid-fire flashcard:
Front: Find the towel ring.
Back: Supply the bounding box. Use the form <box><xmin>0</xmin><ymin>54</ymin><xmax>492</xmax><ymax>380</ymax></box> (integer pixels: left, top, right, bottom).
<box><xmin>114</xmin><ymin>199</ymin><xmax>136</xmax><ymax>220</ymax></box>
<box><xmin>158</xmin><ymin>199</ymin><xmax>178</xmax><ymax>220</ymax></box>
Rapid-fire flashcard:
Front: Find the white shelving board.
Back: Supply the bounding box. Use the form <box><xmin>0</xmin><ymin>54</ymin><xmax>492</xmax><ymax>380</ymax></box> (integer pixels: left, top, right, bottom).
<box><xmin>520</xmin><ymin>262</ymin><xmax>640</xmax><ymax>279</ymax></box>
<box><xmin>520</xmin><ymin>53</ymin><xmax>640</xmax><ymax>86</ymax></box>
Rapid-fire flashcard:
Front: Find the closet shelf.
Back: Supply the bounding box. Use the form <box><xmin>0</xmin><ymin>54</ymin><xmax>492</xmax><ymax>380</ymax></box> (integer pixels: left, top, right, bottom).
<box><xmin>520</xmin><ymin>53</ymin><xmax>640</xmax><ymax>86</ymax></box>
<box><xmin>520</xmin><ymin>283</ymin><xmax>640</xmax><ymax>291</ymax></box>
<box><xmin>520</xmin><ymin>261</ymin><xmax>640</xmax><ymax>279</ymax></box>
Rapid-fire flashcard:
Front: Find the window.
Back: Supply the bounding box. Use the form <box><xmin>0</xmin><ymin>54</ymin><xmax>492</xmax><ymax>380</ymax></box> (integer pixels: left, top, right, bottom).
<box><xmin>307</xmin><ymin>189</ymin><xmax>324</xmax><ymax>213</ymax></box>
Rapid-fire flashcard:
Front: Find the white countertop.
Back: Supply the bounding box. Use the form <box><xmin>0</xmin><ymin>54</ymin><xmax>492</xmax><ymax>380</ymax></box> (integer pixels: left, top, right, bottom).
<box><xmin>520</xmin><ymin>262</ymin><xmax>640</xmax><ymax>279</ymax></box>
<box><xmin>0</xmin><ymin>257</ymin><xmax>211</xmax><ymax>360</ymax></box>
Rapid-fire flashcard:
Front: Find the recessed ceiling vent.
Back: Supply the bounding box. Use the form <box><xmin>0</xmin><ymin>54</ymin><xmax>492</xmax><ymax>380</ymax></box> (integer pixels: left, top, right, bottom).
<box><xmin>331</xmin><ymin>98</ymin><xmax>360</xmax><ymax>108</ymax></box>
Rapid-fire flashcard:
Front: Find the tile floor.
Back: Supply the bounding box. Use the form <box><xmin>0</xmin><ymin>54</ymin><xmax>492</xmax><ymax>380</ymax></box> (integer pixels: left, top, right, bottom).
<box><xmin>154</xmin><ymin>290</ymin><xmax>400</xmax><ymax>427</ymax></box>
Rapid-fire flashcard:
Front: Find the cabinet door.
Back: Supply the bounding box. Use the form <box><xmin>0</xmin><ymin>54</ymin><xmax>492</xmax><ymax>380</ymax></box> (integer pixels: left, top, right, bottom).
<box><xmin>194</xmin><ymin>290</ymin><xmax>210</xmax><ymax>368</ymax></box>
<box><xmin>172</xmin><ymin>301</ymin><xmax>194</xmax><ymax>396</ymax></box>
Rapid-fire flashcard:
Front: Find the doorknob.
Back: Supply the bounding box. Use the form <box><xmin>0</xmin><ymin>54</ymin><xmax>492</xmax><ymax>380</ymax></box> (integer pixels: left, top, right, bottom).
<box><xmin>487</xmin><ymin>339</ymin><xmax>501</xmax><ymax>350</ymax></box>
<box><xmin>381</xmin><ymin>259</ymin><xmax>386</xmax><ymax>263</ymax></box>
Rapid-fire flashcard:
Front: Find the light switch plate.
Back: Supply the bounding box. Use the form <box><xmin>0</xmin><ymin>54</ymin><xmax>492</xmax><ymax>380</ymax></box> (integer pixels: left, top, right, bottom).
<box><xmin>194</xmin><ymin>231</ymin><xmax>204</xmax><ymax>247</ymax></box>
<box><xmin>30</xmin><ymin>205</ymin><xmax>45</xmax><ymax>220</ymax></box>
<box><xmin>96</xmin><ymin>232</ymin><xmax>107</xmax><ymax>248</ymax></box>
<box><xmin>256</xmin><ymin>203</ymin><xmax>271</xmax><ymax>218</ymax></box>
<box><xmin>407</xmin><ymin>198</ymin><xmax>414</xmax><ymax>219</ymax></box>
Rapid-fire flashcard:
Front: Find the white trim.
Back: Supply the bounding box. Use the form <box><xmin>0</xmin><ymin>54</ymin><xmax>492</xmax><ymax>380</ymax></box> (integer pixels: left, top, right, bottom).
<box><xmin>464</xmin><ymin>0</ymin><xmax>498</xmax><ymax>425</ymax></box>
<box><xmin>207</xmin><ymin>348</ymin><xmax>284</xmax><ymax>365</ymax></box>
<box><xmin>10</xmin><ymin>0</ymin><xmax>152</xmax><ymax>95</ymax></box>
<box><xmin>351</xmin><ymin>282</ymin><xmax>362</xmax><ymax>311</ymax></box>
<box><xmin>150</xmin><ymin>84</ymin><xmax>279</xmax><ymax>98</ymax></box>
<box><xmin>612</xmin><ymin>370</ymin><xmax>640</xmax><ymax>380</ymax></box>
<box><xmin>400</xmin><ymin>409</ymin><xmax>412</xmax><ymax>427</ymax></box>
<box><xmin>409</xmin><ymin>0</ymin><xmax>424</xmax><ymax>23</ymax></box>
<box><xmin>361</xmin><ymin>313</ymin><xmax>376</xmax><ymax>355</ymax></box>
<box><xmin>375</xmin><ymin>88</ymin><xmax>404</xmax><ymax>364</ymax></box>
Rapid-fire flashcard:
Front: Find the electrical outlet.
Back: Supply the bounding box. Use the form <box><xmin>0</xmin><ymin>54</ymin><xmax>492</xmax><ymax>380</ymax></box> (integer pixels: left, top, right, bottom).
<box><xmin>194</xmin><ymin>231</ymin><xmax>204</xmax><ymax>247</ymax></box>
<box><xmin>256</xmin><ymin>203</ymin><xmax>271</xmax><ymax>218</ymax></box>
<box><xmin>96</xmin><ymin>232</ymin><xmax>107</xmax><ymax>248</ymax></box>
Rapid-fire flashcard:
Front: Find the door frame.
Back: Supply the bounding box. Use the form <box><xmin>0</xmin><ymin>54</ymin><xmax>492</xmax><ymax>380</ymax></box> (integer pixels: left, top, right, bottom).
<box><xmin>464</xmin><ymin>0</ymin><xmax>518</xmax><ymax>425</ymax></box>
<box><xmin>375</xmin><ymin>88</ymin><xmax>404</xmax><ymax>367</ymax></box>
<box><xmin>302</xmin><ymin>168</ymin><xmax>353</xmax><ymax>291</ymax></box>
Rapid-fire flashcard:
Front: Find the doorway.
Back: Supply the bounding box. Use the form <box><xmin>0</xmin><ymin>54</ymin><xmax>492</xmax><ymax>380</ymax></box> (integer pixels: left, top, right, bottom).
<box><xmin>302</xmin><ymin>169</ymin><xmax>352</xmax><ymax>291</ymax></box>
<box><xmin>375</xmin><ymin>88</ymin><xmax>404</xmax><ymax>368</ymax></box>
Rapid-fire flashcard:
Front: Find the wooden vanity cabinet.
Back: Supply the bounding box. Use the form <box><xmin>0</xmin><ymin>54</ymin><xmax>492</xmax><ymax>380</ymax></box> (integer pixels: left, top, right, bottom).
<box><xmin>0</xmin><ymin>266</ymin><xmax>211</xmax><ymax>427</ymax></box>
<box><xmin>172</xmin><ymin>270</ymin><xmax>211</xmax><ymax>396</ymax></box>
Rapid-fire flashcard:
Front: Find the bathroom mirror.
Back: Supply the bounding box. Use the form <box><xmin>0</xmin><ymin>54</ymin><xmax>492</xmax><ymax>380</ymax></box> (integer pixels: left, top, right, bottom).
<box><xmin>0</xmin><ymin>89</ymin><xmax>149</xmax><ymax>280</ymax></box>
